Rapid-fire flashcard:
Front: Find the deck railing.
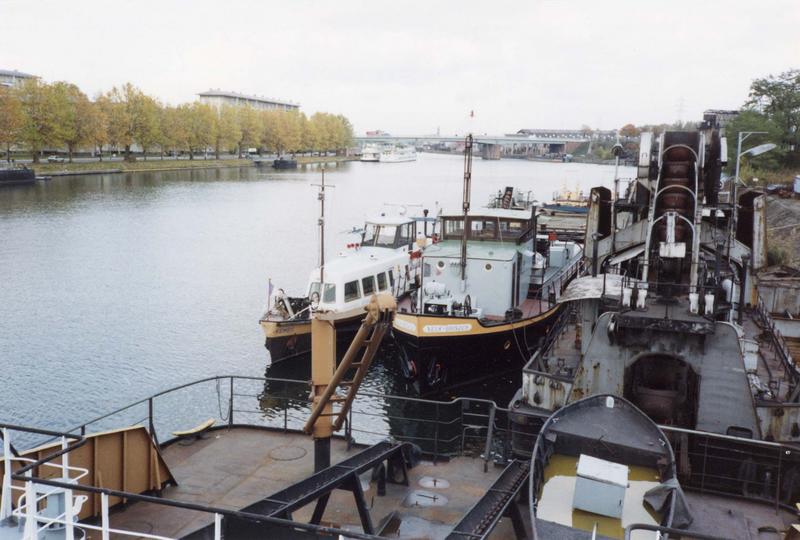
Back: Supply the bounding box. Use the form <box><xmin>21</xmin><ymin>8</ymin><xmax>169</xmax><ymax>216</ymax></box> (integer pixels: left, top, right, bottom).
<box><xmin>755</xmin><ymin>294</ymin><xmax>800</xmax><ymax>389</ymax></box>
<box><xmin>1</xmin><ymin>375</ymin><xmax>516</xmax><ymax>539</ymax></box>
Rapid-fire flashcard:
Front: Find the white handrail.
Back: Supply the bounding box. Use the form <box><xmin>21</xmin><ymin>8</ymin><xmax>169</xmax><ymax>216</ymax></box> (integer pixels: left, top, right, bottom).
<box><xmin>15</xmin><ymin>484</ymin><xmax>175</xmax><ymax>540</ymax></box>
<box><xmin>0</xmin><ymin>428</ymin><xmax>11</xmax><ymax>519</ymax></box>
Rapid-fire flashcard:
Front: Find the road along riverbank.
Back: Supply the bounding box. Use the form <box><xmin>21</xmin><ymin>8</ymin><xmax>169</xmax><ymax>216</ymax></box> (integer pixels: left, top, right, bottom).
<box><xmin>28</xmin><ymin>155</ymin><xmax>358</xmax><ymax>176</ymax></box>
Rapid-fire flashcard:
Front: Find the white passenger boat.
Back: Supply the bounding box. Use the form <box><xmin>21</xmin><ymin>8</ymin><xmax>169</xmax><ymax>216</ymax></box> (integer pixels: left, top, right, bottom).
<box><xmin>379</xmin><ymin>144</ymin><xmax>417</xmax><ymax>163</ymax></box>
<box><xmin>360</xmin><ymin>143</ymin><xmax>381</xmax><ymax>162</ymax></box>
<box><xmin>260</xmin><ymin>198</ymin><xmax>437</xmax><ymax>361</ymax></box>
<box><xmin>260</xmin><ymin>218</ymin><xmax>421</xmax><ymax>361</ymax></box>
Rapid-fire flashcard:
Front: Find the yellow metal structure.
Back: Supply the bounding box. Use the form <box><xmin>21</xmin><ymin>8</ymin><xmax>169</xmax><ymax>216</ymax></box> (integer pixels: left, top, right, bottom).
<box><xmin>305</xmin><ymin>293</ymin><xmax>397</xmax><ymax>438</ymax></box>
<box><xmin>1</xmin><ymin>425</ymin><xmax>174</xmax><ymax>520</ymax></box>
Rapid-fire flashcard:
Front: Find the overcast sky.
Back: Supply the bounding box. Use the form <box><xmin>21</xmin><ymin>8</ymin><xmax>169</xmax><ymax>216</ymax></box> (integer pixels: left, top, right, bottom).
<box><xmin>2</xmin><ymin>0</ymin><xmax>798</xmax><ymax>135</ymax></box>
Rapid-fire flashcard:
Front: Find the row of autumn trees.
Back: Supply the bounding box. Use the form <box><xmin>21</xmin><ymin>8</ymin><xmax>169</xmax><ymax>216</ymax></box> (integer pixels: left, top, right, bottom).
<box><xmin>0</xmin><ymin>81</ymin><xmax>353</xmax><ymax>163</ymax></box>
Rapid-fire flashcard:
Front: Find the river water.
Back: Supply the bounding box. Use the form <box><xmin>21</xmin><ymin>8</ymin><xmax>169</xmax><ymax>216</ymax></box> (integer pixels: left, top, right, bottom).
<box><xmin>0</xmin><ymin>154</ymin><xmax>634</xmax><ymax>447</ymax></box>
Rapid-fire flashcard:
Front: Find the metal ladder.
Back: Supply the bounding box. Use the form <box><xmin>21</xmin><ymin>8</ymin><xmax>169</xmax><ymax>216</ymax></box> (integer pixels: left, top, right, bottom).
<box><xmin>304</xmin><ymin>300</ymin><xmax>394</xmax><ymax>434</ymax></box>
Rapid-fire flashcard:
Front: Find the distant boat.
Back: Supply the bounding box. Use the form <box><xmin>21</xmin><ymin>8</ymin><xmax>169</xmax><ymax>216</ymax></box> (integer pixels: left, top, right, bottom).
<box><xmin>273</xmin><ymin>157</ymin><xmax>298</xmax><ymax>169</ymax></box>
<box><xmin>543</xmin><ymin>186</ymin><xmax>589</xmax><ymax>214</ymax></box>
<box><xmin>0</xmin><ymin>166</ymin><xmax>36</xmax><ymax>186</ymax></box>
<box><xmin>379</xmin><ymin>145</ymin><xmax>416</xmax><ymax>163</ymax></box>
<box><xmin>360</xmin><ymin>143</ymin><xmax>381</xmax><ymax>162</ymax></box>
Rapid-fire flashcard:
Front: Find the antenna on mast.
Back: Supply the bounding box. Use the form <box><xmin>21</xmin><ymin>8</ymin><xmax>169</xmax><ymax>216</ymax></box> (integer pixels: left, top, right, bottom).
<box><xmin>313</xmin><ymin>167</ymin><xmax>335</xmax><ymax>287</ymax></box>
<box><xmin>460</xmin><ymin>134</ymin><xmax>473</xmax><ymax>286</ymax></box>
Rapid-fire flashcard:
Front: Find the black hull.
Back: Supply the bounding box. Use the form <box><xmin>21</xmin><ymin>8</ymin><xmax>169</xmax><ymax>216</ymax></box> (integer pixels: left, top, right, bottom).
<box><xmin>273</xmin><ymin>159</ymin><xmax>298</xmax><ymax>169</ymax></box>
<box><xmin>394</xmin><ymin>311</ymin><xmax>560</xmax><ymax>393</ymax></box>
<box><xmin>0</xmin><ymin>168</ymin><xmax>36</xmax><ymax>186</ymax></box>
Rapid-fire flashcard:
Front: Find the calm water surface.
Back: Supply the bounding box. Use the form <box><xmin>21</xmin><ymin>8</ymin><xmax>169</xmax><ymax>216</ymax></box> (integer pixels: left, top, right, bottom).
<box><xmin>0</xmin><ymin>154</ymin><xmax>633</xmax><ymax>446</ymax></box>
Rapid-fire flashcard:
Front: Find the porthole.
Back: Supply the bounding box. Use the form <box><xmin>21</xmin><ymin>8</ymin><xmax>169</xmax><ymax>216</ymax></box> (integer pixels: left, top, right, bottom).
<box><xmin>485</xmin><ymin>263</ymin><xmax>493</xmax><ymax>272</ymax></box>
<box><xmin>437</xmin><ymin>261</ymin><xmax>446</xmax><ymax>269</ymax></box>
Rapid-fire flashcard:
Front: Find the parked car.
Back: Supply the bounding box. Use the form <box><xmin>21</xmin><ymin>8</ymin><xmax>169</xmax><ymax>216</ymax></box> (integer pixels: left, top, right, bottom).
<box><xmin>47</xmin><ymin>155</ymin><xmax>65</xmax><ymax>163</ymax></box>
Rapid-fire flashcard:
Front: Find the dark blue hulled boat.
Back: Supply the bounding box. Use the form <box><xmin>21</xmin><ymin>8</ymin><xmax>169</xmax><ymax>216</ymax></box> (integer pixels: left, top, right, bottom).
<box><xmin>273</xmin><ymin>157</ymin><xmax>298</xmax><ymax>169</ymax></box>
<box><xmin>0</xmin><ymin>166</ymin><xmax>36</xmax><ymax>186</ymax></box>
<box><xmin>542</xmin><ymin>202</ymin><xmax>588</xmax><ymax>214</ymax></box>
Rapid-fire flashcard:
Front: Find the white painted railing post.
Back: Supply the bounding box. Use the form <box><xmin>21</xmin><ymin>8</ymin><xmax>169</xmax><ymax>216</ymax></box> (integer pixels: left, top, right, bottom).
<box><xmin>62</xmin><ymin>436</ymin><xmax>75</xmax><ymax>540</ymax></box>
<box><xmin>214</xmin><ymin>512</ymin><xmax>222</xmax><ymax>540</ymax></box>
<box><xmin>23</xmin><ymin>472</ymin><xmax>37</xmax><ymax>540</ymax></box>
<box><xmin>0</xmin><ymin>428</ymin><xmax>12</xmax><ymax>519</ymax></box>
<box><xmin>101</xmin><ymin>493</ymin><xmax>110</xmax><ymax>540</ymax></box>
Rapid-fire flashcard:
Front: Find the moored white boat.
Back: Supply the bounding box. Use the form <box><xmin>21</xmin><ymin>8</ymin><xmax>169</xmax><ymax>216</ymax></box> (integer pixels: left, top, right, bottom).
<box><xmin>260</xmin><ymin>212</ymin><xmax>434</xmax><ymax>362</ymax></box>
<box><xmin>379</xmin><ymin>144</ymin><xmax>417</xmax><ymax>163</ymax></box>
<box><xmin>360</xmin><ymin>143</ymin><xmax>381</xmax><ymax>162</ymax></box>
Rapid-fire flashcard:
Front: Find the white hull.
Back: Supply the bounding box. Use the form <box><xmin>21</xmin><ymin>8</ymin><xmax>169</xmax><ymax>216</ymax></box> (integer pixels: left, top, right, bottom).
<box><xmin>360</xmin><ymin>154</ymin><xmax>380</xmax><ymax>162</ymax></box>
<box><xmin>379</xmin><ymin>150</ymin><xmax>417</xmax><ymax>163</ymax></box>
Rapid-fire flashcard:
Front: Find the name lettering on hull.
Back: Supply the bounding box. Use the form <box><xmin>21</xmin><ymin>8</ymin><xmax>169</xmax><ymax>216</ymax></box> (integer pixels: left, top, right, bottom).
<box><xmin>422</xmin><ymin>323</ymin><xmax>473</xmax><ymax>334</ymax></box>
<box><xmin>394</xmin><ymin>317</ymin><xmax>417</xmax><ymax>333</ymax></box>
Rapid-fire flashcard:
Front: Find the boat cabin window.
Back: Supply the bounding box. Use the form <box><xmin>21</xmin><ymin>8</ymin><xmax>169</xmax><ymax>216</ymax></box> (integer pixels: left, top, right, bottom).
<box><xmin>322</xmin><ymin>283</ymin><xmax>336</xmax><ymax>303</ymax></box>
<box><xmin>344</xmin><ymin>280</ymin><xmax>360</xmax><ymax>302</ymax></box>
<box><xmin>309</xmin><ymin>282</ymin><xmax>321</xmax><ymax>300</ymax></box>
<box><xmin>498</xmin><ymin>219</ymin><xmax>527</xmax><ymax>239</ymax></box>
<box><xmin>443</xmin><ymin>218</ymin><xmax>464</xmax><ymax>240</ymax></box>
<box><xmin>362</xmin><ymin>275</ymin><xmax>376</xmax><ymax>295</ymax></box>
<box><xmin>362</xmin><ymin>222</ymin><xmax>416</xmax><ymax>249</ymax></box>
<box><xmin>376</xmin><ymin>226</ymin><xmax>397</xmax><ymax>247</ymax></box>
<box><xmin>377</xmin><ymin>272</ymin><xmax>388</xmax><ymax>291</ymax></box>
<box><xmin>398</xmin><ymin>222</ymin><xmax>414</xmax><ymax>247</ymax></box>
<box><xmin>363</xmin><ymin>224</ymin><xmax>398</xmax><ymax>248</ymax></box>
<box><xmin>388</xmin><ymin>270</ymin><xmax>395</xmax><ymax>287</ymax></box>
<box><xmin>471</xmin><ymin>219</ymin><xmax>497</xmax><ymax>240</ymax></box>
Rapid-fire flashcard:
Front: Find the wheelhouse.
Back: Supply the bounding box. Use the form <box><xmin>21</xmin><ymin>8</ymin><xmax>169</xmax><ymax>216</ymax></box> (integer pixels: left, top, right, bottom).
<box><xmin>439</xmin><ymin>208</ymin><xmax>533</xmax><ymax>243</ymax></box>
<box><xmin>360</xmin><ymin>216</ymin><xmax>418</xmax><ymax>250</ymax></box>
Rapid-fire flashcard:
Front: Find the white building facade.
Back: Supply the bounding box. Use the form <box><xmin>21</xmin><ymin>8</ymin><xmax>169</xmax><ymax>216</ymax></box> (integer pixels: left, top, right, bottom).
<box><xmin>0</xmin><ymin>69</ymin><xmax>37</xmax><ymax>88</ymax></box>
<box><xmin>198</xmin><ymin>90</ymin><xmax>299</xmax><ymax>111</ymax></box>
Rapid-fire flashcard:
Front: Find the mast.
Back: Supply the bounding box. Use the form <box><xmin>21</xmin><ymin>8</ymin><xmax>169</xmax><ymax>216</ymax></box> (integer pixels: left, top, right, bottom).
<box><xmin>319</xmin><ymin>167</ymin><xmax>326</xmax><ymax>285</ymax></box>
<box><xmin>460</xmin><ymin>134</ymin><xmax>473</xmax><ymax>285</ymax></box>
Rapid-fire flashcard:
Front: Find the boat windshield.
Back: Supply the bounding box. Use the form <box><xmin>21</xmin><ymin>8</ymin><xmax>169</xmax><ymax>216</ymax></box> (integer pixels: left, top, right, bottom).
<box><xmin>323</xmin><ymin>283</ymin><xmax>336</xmax><ymax>303</ymax></box>
<box><xmin>362</xmin><ymin>224</ymin><xmax>398</xmax><ymax>248</ymax></box>
<box><xmin>309</xmin><ymin>282</ymin><xmax>321</xmax><ymax>300</ymax></box>
<box><xmin>309</xmin><ymin>282</ymin><xmax>336</xmax><ymax>303</ymax></box>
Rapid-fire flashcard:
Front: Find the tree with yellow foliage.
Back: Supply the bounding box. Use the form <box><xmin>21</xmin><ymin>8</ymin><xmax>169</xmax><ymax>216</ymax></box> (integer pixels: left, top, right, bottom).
<box><xmin>0</xmin><ymin>86</ymin><xmax>24</xmax><ymax>162</ymax></box>
<box><xmin>214</xmin><ymin>104</ymin><xmax>241</xmax><ymax>159</ymax></box>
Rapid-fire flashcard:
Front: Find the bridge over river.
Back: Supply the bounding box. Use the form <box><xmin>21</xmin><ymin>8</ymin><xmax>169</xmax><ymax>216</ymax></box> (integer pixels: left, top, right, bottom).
<box><xmin>353</xmin><ymin>133</ymin><xmax>591</xmax><ymax>159</ymax></box>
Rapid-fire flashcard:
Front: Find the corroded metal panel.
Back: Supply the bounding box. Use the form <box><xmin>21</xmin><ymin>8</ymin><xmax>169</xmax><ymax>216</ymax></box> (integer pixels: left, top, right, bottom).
<box><xmin>752</xmin><ymin>195</ymin><xmax>768</xmax><ymax>270</ymax></box>
<box><xmin>522</xmin><ymin>370</ymin><xmax>573</xmax><ymax>410</ymax></box>
<box><xmin>756</xmin><ymin>404</ymin><xmax>800</xmax><ymax>443</ymax></box>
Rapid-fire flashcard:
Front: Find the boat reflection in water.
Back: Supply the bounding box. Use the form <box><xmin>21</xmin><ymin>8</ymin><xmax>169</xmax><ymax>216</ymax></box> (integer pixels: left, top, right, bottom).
<box><xmin>262</xmin><ymin>349</ymin><xmax>516</xmax><ymax>458</ymax></box>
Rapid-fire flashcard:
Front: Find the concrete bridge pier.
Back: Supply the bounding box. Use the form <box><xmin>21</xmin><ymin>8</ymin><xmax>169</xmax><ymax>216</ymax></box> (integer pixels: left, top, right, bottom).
<box><xmin>481</xmin><ymin>143</ymin><xmax>501</xmax><ymax>160</ymax></box>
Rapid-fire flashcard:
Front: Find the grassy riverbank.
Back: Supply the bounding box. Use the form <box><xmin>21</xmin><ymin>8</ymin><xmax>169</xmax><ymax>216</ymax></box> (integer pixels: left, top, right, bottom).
<box><xmin>28</xmin><ymin>155</ymin><xmax>357</xmax><ymax>175</ymax></box>
<box><xmin>32</xmin><ymin>158</ymin><xmax>252</xmax><ymax>175</ymax></box>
